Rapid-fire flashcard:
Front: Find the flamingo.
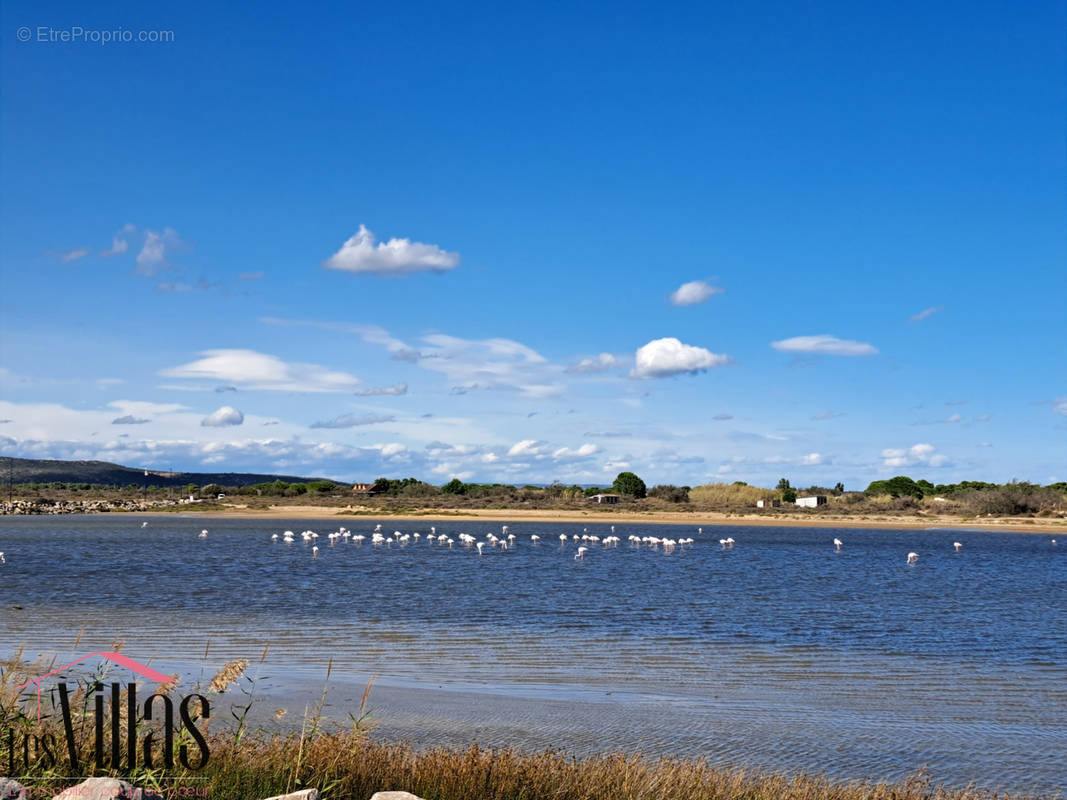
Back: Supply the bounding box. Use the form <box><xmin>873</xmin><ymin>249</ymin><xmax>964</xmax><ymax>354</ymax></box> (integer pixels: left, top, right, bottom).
<box><xmin>531</xmin><ymin>535</ymin><xmax>540</xmax><ymax>542</ymax></box>
<box><xmin>476</xmin><ymin>542</ymin><xmax>484</xmax><ymax>554</ymax></box>
<box><xmin>953</xmin><ymin>542</ymin><xmax>962</xmax><ymax>552</ymax></box>
<box><xmin>575</xmin><ymin>546</ymin><xmax>588</xmax><ymax>560</ymax></box>
<box><xmin>559</xmin><ymin>534</ymin><xmax>567</xmax><ymax>543</ymax></box>
<box><xmin>271</xmin><ymin>533</ymin><xmax>278</xmax><ymax>541</ymax></box>
<box><xmin>833</xmin><ymin>538</ymin><xmax>843</xmax><ymax>551</ymax></box>
<box><xmin>198</xmin><ymin>529</ymin><xmax>208</xmax><ymax>539</ymax></box>
<box><xmin>907</xmin><ymin>552</ymin><xmax>919</xmax><ymax>565</ymax></box>
<box><xmin>141</xmin><ymin>522</ymin><xmax>148</xmax><ymax>528</ymax></box>
<box><xmin>312</xmin><ymin>546</ymin><xmax>319</xmax><ymax>557</ymax></box>
<box><xmin>0</xmin><ymin>552</ymin><xmax>5</xmax><ymax>564</ymax></box>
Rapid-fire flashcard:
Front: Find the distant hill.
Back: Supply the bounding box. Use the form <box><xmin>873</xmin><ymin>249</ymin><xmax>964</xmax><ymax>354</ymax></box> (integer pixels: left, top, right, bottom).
<box><xmin>0</xmin><ymin>457</ymin><xmax>340</xmax><ymax>488</ymax></box>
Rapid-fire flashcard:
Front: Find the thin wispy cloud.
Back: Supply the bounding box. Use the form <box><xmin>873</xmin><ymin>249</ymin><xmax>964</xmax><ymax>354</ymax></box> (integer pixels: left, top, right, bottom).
<box><xmin>112</xmin><ymin>414</ymin><xmax>150</xmax><ymax>425</ymax></box>
<box><xmin>353</xmin><ymin>382</ymin><xmax>408</xmax><ymax>396</ymax></box>
<box><xmin>58</xmin><ymin>247</ymin><xmax>89</xmax><ymax>263</ymax></box>
<box><xmin>631</xmin><ymin>337</ymin><xmax>732</xmax><ymax>379</ymax></box>
<box><xmin>323</xmin><ymin>224</ymin><xmax>459</xmax><ymax>276</ymax></box>
<box><xmin>909</xmin><ymin>305</ymin><xmax>945</xmax><ymax>322</ymax></box>
<box><xmin>811</xmin><ymin>410</ymin><xmax>843</xmax><ymax>420</ymax></box>
<box><xmin>310</xmin><ymin>413</ymin><xmax>395</xmax><ymax>429</ymax></box>
<box><xmin>771</xmin><ymin>335</ymin><xmax>878</xmax><ymax>356</ymax></box>
<box><xmin>670</xmin><ymin>280</ymin><xmax>723</xmax><ymax>306</ymax></box>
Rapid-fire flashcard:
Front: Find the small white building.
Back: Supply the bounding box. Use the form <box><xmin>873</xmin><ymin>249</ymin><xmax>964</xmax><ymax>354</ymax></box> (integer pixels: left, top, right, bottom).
<box><xmin>795</xmin><ymin>495</ymin><xmax>827</xmax><ymax>508</ymax></box>
<box><xmin>756</xmin><ymin>499</ymin><xmax>781</xmax><ymax>508</ymax></box>
<box><xmin>591</xmin><ymin>493</ymin><xmax>620</xmax><ymax>505</ymax></box>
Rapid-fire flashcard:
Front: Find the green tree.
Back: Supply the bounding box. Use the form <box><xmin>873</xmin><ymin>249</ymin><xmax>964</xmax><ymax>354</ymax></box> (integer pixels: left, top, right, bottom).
<box><xmin>865</xmin><ymin>476</ymin><xmax>924</xmax><ymax>499</ymax></box>
<box><xmin>441</xmin><ymin>478</ymin><xmax>468</xmax><ymax>495</ymax></box>
<box><xmin>612</xmin><ymin>471</ymin><xmax>647</xmax><ymax>498</ymax></box>
<box><xmin>776</xmin><ymin>478</ymin><xmax>791</xmax><ymax>491</ymax></box>
<box><xmin>833</xmin><ymin>482</ymin><xmax>845</xmax><ymax>494</ymax></box>
<box><xmin>782</xmin><ymin>487</ymin><xmax>797</xmax><ymax>503</ymax></box>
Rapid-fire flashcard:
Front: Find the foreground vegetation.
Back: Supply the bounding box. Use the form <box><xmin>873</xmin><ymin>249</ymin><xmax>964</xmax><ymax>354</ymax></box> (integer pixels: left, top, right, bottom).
<box><xmin>0</xmin><ymin>650</ymin><xmax>1054</xmax><ymax>800</ymax></box>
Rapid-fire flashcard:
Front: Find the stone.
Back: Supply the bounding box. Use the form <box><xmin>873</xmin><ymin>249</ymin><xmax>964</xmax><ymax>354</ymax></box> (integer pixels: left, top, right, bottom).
<box><xmin>261</xmin><ymin>791</ymin><xmax>320</xmax><ymax>800</ymax></box>
<box><xmin>369</xmin><ymin>793</ymin><xmax>427</xmax><ymax>800</ymax></box>
<box><xmin>51</xmin><ymin>777</ymin><xmax>163</xmax><ymax>800</ymax></box>
<box><xmin>0</xmin><ymin>778</ymin><xmax>27</xmax><ymax>800</ymax></box>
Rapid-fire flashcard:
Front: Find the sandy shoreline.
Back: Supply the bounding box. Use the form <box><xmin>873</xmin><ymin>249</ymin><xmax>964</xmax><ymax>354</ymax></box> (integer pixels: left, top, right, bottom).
<box><xmin>141</xmin><ymin>504</ymin><xmax>1067</xmax><ymax>532</ymax></box>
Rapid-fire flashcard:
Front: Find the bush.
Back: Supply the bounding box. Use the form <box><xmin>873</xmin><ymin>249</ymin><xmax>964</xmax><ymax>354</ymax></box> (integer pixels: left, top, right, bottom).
<box><xmin>648</xmin><ymin>484</ymin><xmax>690</xmax><ymax>503</ymax></box>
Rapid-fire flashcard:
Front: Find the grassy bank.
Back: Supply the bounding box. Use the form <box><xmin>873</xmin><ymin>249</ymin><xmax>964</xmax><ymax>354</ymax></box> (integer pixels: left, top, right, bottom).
<box><xmin>0</xmin><ymin>653</ymin><xmax>1057</xmax><ymax>800</ymax></box>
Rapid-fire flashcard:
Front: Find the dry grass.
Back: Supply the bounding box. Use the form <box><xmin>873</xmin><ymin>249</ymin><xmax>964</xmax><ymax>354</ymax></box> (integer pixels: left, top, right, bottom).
<box><xmin>689</xmin><ymin>483</ymin><xmax>777</xmax><ymax>509</ymax></box>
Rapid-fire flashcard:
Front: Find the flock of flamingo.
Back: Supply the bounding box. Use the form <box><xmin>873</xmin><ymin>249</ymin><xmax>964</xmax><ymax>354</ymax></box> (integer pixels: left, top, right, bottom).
<box><xmin>183</xmin><ymin>522</ymin><xmax>1058</xmax><ymax>563</ymax></box>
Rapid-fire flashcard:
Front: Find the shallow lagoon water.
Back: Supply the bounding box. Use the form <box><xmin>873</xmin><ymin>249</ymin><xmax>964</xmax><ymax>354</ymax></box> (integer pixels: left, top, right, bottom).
<box><xmin>0</xmin><ymin>515</ymin><xmax>1063</xmax><ymax>793</ymax></box>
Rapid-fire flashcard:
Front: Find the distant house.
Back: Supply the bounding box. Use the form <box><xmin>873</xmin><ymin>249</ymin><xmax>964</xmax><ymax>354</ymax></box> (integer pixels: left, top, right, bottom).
<box><xmin>795</xmin><ymin>495</ymin><xmax>827</xmax><ymax>508</ymax></box>
<box><xmin>591</xmin><ymin>493</ymin><xmax>620</xmax><ymax>505</ymax></box>
<box><xmin>756</xmin><ymin>499</ymin><xmax>781</xmax><ymax>508</ymax></box>
<box><xmin>351</xmin><ymin>482</ymin><xmax>377</xmax><ymax>495</ymax></box>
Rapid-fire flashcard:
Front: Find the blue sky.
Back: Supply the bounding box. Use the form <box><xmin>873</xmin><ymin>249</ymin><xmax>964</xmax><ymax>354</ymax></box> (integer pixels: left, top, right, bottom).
<box><xmin>1</xmin><ymin>0</ymin><xmax>1064</xmax><ymax>488</ymax></box>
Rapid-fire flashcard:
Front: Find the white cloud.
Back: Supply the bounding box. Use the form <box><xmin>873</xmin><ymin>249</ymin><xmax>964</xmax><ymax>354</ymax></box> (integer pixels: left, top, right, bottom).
<box><xmin>112</xmin><ymin>415</ymin><xmax>150</xmax><ymax>425</ymax></box>
<box><xmin>323</xmin><ymin>225</ymin><xmax>459</xmax><ymax>276</ymax></box>
<box><xmin>136</xmin><ymin>228</ymin><xmax>181</xmax><ymax>276</ymax></box>
<box><xmin>553</xmin><ymin>443</ymin><xmax>599</xmax><ymax>460</ymax></box>
<box><xmin>566</xmin><ymin>353</ymin><xmax>618</xmax><ymax>374</ymax></box>
<box><xmin>631</xmin><ymin>337</ymin><xmax>732</xmax><ymax>379</ymax></box>
<box><xmin>909</xmin><ymin>306</ymin><xmax>945</xmax><ymax>323</ymax></box>
<box><xmin>160</xmin><ymin>349</ymin><xmax>361</xmax><ymax>393</ymax></box>
<box><xmin>801</xmin><ymin>452</ymin><xmax>823</xmax><ymax>465</ymax></box>
<box><xmin>507</xmin><ymin>439</ymin><xmax>546</xmax><ymax>458</ymax></box>
<box><xmin>101</xmin><ymin>224</ymin><xmax>136</xmax><ymax>257</ymax></box>
<box><xmin>771</xmin><ymin>335</ymin><xmax>878</xmax><ymax>356</ymax></box>
<box><xmin>670</xmin><ymin>280</ymin><xmax>723</xmax><ymax>306</ymax></box>
<box><xmin>880</xmin><ymin>442</ymin><xmax>947</xmax><ymax>469</ymax></box>
<box><xmin>1054</xmin><ymin>398</ymin><xmax>1067</xmax><ymax>417</ymax></box>
<box><xmin>201</xmin><ymin>406</ymin><xmax>244</xmax><ymax>427</ymax></box>
<box><xmin>375</xmin><ymin>443</ymin><xmax>407</xmax><ymax>457</ymax></box>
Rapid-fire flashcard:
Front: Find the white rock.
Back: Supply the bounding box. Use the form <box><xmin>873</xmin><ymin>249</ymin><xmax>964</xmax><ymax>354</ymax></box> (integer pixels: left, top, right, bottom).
<box><xmin>0</xmin><ymin>778</ymin><xmax>26</xmax><ymax>799</ymax></box>
<box><xmin>261</xmin><ymin>791</ymin><xmax>320</xmax><ymax>800</ymax></box>
<box><xmin>369</xmin><ymin>793</ymin><xmax>427</xmax><ymax>800</ymax></box>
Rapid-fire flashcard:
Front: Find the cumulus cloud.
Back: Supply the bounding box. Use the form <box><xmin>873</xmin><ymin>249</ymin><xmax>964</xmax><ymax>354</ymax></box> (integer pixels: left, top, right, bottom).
<box><xmin>136</xmin><ymin>228</ymin><xmax>181</xmax><ymax>276</ymax></box>
<box><xmin>670</xmin><ymin>280</ymin><xmax>723</xmax><ymax>306</ymax></box>
<box><xmin>880</xmin><ymin>442</ymin><xmax>947</xmax><ymax>468</ymax></box>
<box><xmin>112</xmin><ymin>415</ymin><xmax>150</xmax><ymax>425</ymax></box>
<box><xmin>771</xmin><ymin>335</ymin><xmax>877</xmax><ymax>356</ymax></box>
<box><xmin>201</xmin><ymin>406</ymin><xmax>244</xmax><ymax>427</ymax></box>
<box><xmin>353</xmin><ymin>383</ymin><xmax>408</xmax><ymax>397</ymax></box>
<box><xmin>323</xmin><ymin>225</ymin><xmax>459</xmax><ymax>276</ymax></box>
<box><xmin>161</xmin><ymin>349</ymin><xmax>360</xmax><ymax>393</ymax></box>
<box><xmin>566</xmin><ymin>353</ymin><xmax>618</xmax><ymax>374</ymax></box>
<box><xmin>800</xmin><ymin>452</ymin><xmax>823</xmax><ymax>465</ymax></box>
<box><xmin>909</xmin><ymin>306</ymin><xmax>945</xmax><ymax>322</ymax></box>
<box><xmin>310</xmin><ymin>413</ymin><xmax>395</xmax><ymax>429</ymax></box>
<box><xmin>101</xmin><ymin>223</ymin><xmax>136</xmax><ymax>257</ymax></box>
<box><xmin>631</xmin><ymin>337</ymin><xmax>732</xmax><ymax>379</ymax></box>
<box><xmin>1054</xmin><ymin>398</ymin><xmax>1067</xmax><ymax>417</ymax></box>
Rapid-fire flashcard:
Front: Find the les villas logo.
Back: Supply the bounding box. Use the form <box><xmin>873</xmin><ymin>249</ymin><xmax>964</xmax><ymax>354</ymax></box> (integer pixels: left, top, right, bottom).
<box><xmin>6</xmin><ymin>652</ymin><xmax>210</xmax><ymax>773</ymax></box>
